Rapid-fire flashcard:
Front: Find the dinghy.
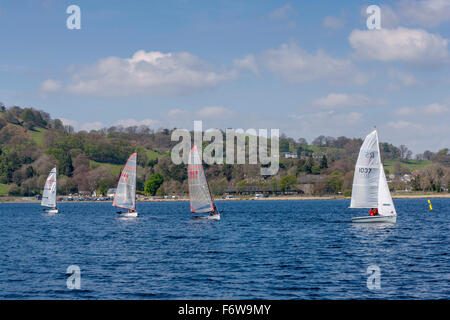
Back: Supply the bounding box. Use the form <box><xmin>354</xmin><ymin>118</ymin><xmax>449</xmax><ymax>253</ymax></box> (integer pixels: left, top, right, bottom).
<box><xmin>188</xmin><ymin>145</ymin><xmax>220</xmax><ymax>220</ymax></box>
<box><xmin>113</xmin><ymin>153</ymin><xmax>138</xmax><ymax>218</ymax></box>
<box><xmin>41</xmin><ymin>167</ymin><xmax>58</xmax><ymax>214</ymax></box>
<box><xmin>350</xmin><ymin>129</ymin><xmax>397</xmax><ymax>223</ymax></box>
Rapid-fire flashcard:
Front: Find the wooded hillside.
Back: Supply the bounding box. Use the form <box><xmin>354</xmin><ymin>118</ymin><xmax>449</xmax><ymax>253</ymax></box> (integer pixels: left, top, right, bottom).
<box><xmin>0</xmin><ymin>103</ymin><xmax>449</xmax><ymax>197</ymax></box>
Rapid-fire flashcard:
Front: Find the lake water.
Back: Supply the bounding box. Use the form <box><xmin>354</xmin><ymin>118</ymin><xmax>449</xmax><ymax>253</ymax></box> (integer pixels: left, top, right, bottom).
<box><xmin>0</xmin><ymin>199</ymin><xmax>448</xmax><ymax>299</ymax></box>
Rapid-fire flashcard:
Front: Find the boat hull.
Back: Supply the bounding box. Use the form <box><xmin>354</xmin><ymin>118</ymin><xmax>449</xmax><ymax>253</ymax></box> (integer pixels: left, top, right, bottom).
<box><xmin>45</xmin><ymin>208</ymin><xmax>58</xmax><ymax>214</ymax></box>
<box><xmin>117</xmin><ymin>211</ymin><xmax>138</xmax><ymax>218</ymax></box>
<box><xmin>351</xmin><ymin>215</ymin><xmax>396</xmax><ymax>223</ymax></box>
<box><xmin>192</xmin><ymin>213</ymin><xmax>220</xmax><ymax>220</ymax></box>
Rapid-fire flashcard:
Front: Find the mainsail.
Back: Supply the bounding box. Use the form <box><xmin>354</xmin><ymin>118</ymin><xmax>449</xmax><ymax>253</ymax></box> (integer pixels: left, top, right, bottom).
<box><xmin>113</xmin><ymin>153</ymin><xmax>137</xmax><ymax>210</ymax></box>
<box><xmin>41</xmin><ymin>167</ymin><xmax>57</xmax><ymax>208</ymax></box>
<box><xmin>350</xmin><ymin>130</ymin><xmax>380</xmax><ymax>208</ymax></box>
<box><xmin>350</xmin><ymin>130</ymin><xmax>396</xmax><ymax>216</ymax></box>
<box><xmin>188</xmin><ymin>145</ymin><xmax>214</xmax><ymax>213</ymax></box>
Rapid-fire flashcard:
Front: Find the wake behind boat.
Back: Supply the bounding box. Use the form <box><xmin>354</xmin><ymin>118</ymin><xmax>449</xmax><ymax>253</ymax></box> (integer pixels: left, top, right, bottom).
<box><xmin>41</xmin><ymin>167</ymin><xmax>58</xmax><ymax>214</ymax></box>
<box><xmin>188</xmin><ymin>145</ymin><xmax>220</xmax><ymax>220</ymax></box>
<box><xmin>113</xmin><ymin>152</ymin><xmax>138</xmax><ymax>218</ymax></box>
<box><xmin>350</xmin><ymin>129</ymin><xmax>397</xmax><ymax>223</ymax></box>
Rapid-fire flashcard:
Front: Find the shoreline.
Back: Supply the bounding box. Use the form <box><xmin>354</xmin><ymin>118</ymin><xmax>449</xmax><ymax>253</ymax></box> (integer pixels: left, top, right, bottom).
<box><xmin>1</xmin><ymin>193</ymin><xmax>449</xmax><ymax>203</ymax></box>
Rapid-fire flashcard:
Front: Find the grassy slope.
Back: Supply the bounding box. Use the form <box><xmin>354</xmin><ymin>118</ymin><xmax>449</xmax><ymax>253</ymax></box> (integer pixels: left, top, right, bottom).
<box><xmin>146</xmin><ymin>149</ymin><xmax>164</xmax><ymax>161</ymax></box>
<box><xmin>89</xmin><ymin>160</ymin><xmax>123</xmax><ymax>176</ymax></box>
<box><xmin>383</xmin><ymin>159</ymin><xmax>432</xmax><ymax>174</ymax></box>
<box><xmin>29</xmin><ymin>127</ymin><xmax>47</xmax><ymax>146</ymax></box>
<box><xmin>288</xmin><ymin>143</ymin><xmax>339</xmax><ymax>154</ymax></box>
<box><xmin>0</xmin><ymin>183</ymin><xmax>10</xmax><ymax>196</ymax></box>
<box><xmin>89</xmin><ymin>150</ymin><xmax>167</xmax><ymax>176</ymax></box>
<box><xmin>4</xmin><ymin>123</ymin><xmax>47</xmax><ymax>147</ymax></box>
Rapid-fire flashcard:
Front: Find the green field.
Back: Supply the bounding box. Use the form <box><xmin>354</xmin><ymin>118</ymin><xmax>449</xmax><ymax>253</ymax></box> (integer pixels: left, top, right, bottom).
<box><xmin>90</xmin><ymin>160</ymin><xmax>123</xmax><ymax>176</ymax></box>
<box><xmin>0</xmin><ymin>183</ymin><xmax>10</xmax><ymax>196</ymax></box>
<box><xmin>89</xmin><ymin>149</ymin><xmax>167</xmax><ymax>176</ymax></box>
<box><xmin>383</xmin><ymin>159</ymin><xmax>432</xmax><ymax>174</ymax></box>
<box><xmin>146</xmin><ymin>149</ymin><xmax>164</xmax><ymax>161</ymax></box>
<box><xmin>30</xmin><ymin>127</ymin><xmax>47</xmax><ymax>146</ymax></box>
<box><xmin>287</xmin><ymin>144</ymin><xmax>339</xmax><ymax>155</ymax></box>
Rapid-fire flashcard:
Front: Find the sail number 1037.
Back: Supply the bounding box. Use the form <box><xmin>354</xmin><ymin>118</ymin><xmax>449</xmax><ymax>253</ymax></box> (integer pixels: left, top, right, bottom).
<box><xmin>359</xmin><ymin>167</ymin><xmax>372</xmax><ymax>174</ymax></box>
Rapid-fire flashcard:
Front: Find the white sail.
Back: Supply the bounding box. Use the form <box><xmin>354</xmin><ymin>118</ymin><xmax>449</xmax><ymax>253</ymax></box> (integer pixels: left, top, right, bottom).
<box><xmin>188</xmin><ymin>145</ymin><xmax>214</xmax><ymax>213</ymax></box>
<box><xmin>377</xmin><ymin>163</ymin><xmax>396</xmax><ymax>216</ymax></box>
<box><xmin>41</xmin><ymin>167</ymin><xmax>57</xmax><ymax>208</ymax></box>
<box><xmin>113</xmin><ymin>153</ymin><xmax>137</xmax><ymax>210</ymax></box>
<box><xmin>350</xmin><ymin>129</ymin><xmax>397</xmax><ymax>218</ymax></box>
<box><xmin>350</xmin><ymin>130</ymin><xmax>380</xmax><ymax>208</ymax></box>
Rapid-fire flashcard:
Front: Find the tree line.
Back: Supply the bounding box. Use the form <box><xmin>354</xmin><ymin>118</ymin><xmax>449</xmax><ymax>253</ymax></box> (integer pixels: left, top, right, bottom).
<box><xmin>0</xmin><ymin>104</ymin><xmax>449</xmax><ymax>197</ymax></box>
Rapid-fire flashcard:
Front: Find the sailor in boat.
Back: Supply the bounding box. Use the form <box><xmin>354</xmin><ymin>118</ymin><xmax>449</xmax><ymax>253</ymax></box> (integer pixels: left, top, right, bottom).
<box><xmin>116</xmin><ymin>208</ymin><xmax>135</xmax><ymax>215</ymax></box>
<box><xmin>369</xmin><ymin>208</ymin><xmax>379</xmax><ymax>216</ymax></box>
<box><xmin>210</xmin><ymin>203</ymin><xmax>220</xmax><ymax>217</ymax></box>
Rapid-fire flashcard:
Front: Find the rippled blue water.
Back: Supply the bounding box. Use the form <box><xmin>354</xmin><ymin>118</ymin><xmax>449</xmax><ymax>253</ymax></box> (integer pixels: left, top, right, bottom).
<box><xmin>0</xmin><ymin>199</ymin><xmax>448</xmax><ymax>299</ymax></box>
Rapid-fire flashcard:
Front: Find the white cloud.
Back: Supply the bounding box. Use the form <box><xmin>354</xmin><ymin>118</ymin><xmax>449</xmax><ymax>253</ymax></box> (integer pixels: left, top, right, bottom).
<box><xmin>194</xmin><ymin>106</ymin><xmax>234</xmax><ymax>119</ymax></box>
<box><xmin>167</xmin><ymin>108</ymin><xmax>187</xmax><ymax>118</ymax></box>
<box><xmin>60</xmin><ymin>117</ymin><xmax>160</xmax><ymax>131</ymax></box>
<box><xmin>59</xmin><ymin>118</ymin><xmax>78</xmax><ymax>128</ymax></box>
<box><xmin>289</xmin><ymin>110</ymin><xmax>365</xmax><ymax>139</ymax></box>
<box><xmin>80</xmin><ymin>122</ymin><xmax>104</xmax><ymax>131</ymax></box>
<box><xmin>167</xmin><ymin>106</ymin><xmax>234</xmax><ymax>120</ymax></box>
<box><xmin>291</xmin><ymin>110</ymin><xmax>363</xmax><ymax>126</ymax></box>
<box><xmin>361</xmin><ymin>1</ymin><xmax>450</xmax><ymax>28</ymax></box>
<box><xmin>386</xmin><ymin>120</ymin><xmax>421</xmax><ymax>129</ymax></box>
<box><xmin>269</xmin><ymin>4</ymin><xmax>296</xmax><ymax>20</ymax></box>
<box><xmin>163</xmin><ymin>106</ymin><xmax>238</xmax><ymax>130</ymax></box>
<box><xmin>359</xmin><ymin>4</ymin><xmax>400</xmax><ymax>28</ymax></box>
<box><xmin>312</xmin><ymin>93</ymin><xmax>383</xmax><ymax>109</ymax></box>
<box><xmin>423</xmin><ymin>103</ymin><xmax>450</xmax><ymax>114</ymax></box>
<box><xmin>233</xmin><ymin>54</ymin><xmax>259</xmax><ymax>74</ymax></box>
<box><xmin>379</xmin><ymin>5</ymin><xmax>401</xmax><ymax>28</ymax></box>
<box><xmin>387</xmin><ymin>100</ymin><xmax>450</xmax><ymax>153</ymax></box>
<box><xmin>42</xmin><ymin>50</ymin><xmax>236</xmax><ymax>97</ymax></box>
<box><xmin>383</xmin><ymin>120</ymin><xmax>450</xmax><ymax>153</ymax></box>
<box><xmin>398</xmin><ymin>0</ymin><xmax>450</xmax><ymax>27</ymax></box>
<box><xmin>322</xmin><ymin>16</ymin><xmax>345</xmax><ymax>29</ymax></box>
<box><xmin>349</xmin><ymin>27</ymin><xmax>449</xmax><ymax>65</ymax></box>
<box><xmin>387</xmin><ymin>69</ymin><xmax>423</xmax><ymax>88</ymax></box>
<box><xmin>165</xmin><ymin>106</ymin><xmax>235</xmax><ymax>129</ymax></box>
<box><xmin>394</xmin><ymin>102</ymin><xmax>450</xmax><ymax>116</ymax></box>
<box><xmin>114</xmin><ymin>118</ymin><xmax>160</xmax><ymax>128</ymax></box>
<box><xmin>40</xmin><ymin>79</ymin><xmax>61</xmax><ymax>95</ymax></box>
<box><xmin>60</xmin><ymin>118</ymin><xmax>104</xmax><ymax>131</ymax></box>
<box><xmin>260</xmin><ymin>42</ymin><xmax>367</xmax><ymax>84</ymax></box>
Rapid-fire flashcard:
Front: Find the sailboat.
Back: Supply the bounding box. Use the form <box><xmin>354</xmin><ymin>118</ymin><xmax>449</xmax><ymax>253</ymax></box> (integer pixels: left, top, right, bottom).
<box><xmin>188</xmin><ymin>145</ymin><xmax>220</xmax><ymax>220</ymax></box>
<box><xmin>350</xmin><ymin>129</ymin><xmax>397</xmax><ymax>223</ymax></box>
<box><xmin>113</xmin><ymin>152</ymin><xmax>138</xmax><ymax>218</ymax></box>
<box><xmin>41</xmin><ymin>167</ymin><xmax>58</xmax><ymax>214</ymax></box>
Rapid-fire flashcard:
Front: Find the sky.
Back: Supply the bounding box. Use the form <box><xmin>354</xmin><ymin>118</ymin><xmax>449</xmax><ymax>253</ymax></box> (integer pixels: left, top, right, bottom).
<box><xmin>0</xmin><ymin>0</ymin><xmax>449</xmax><ymax>154</ymax></box>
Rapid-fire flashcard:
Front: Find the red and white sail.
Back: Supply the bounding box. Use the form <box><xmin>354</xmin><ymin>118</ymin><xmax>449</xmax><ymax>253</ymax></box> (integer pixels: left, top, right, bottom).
<box><xmin>113</xmin><ymin>153</ymin><xmax>137</xmax><ymax>210</ymax></box>
<box><xmin>41</xmin><ymin>167</ymin><xmax>57</xmax><ymax>208</ymax></box>
<box><xmin>188</xmin><ymin>146</ymin><xmax>214</xmax><ymax>213</ymax></box>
